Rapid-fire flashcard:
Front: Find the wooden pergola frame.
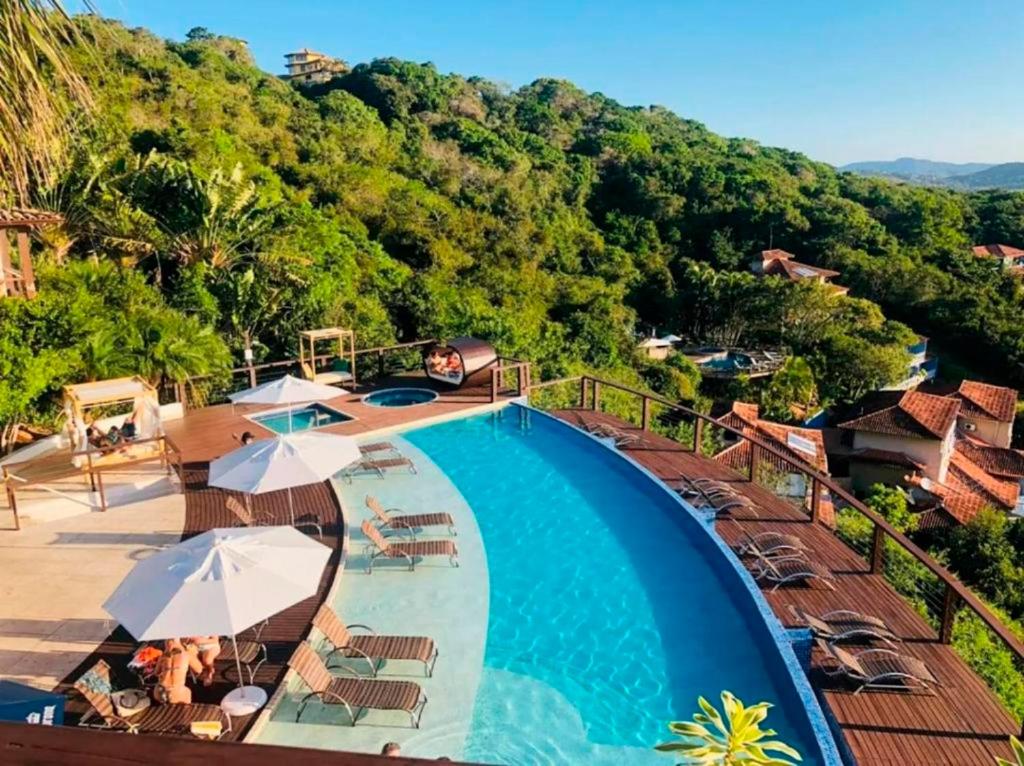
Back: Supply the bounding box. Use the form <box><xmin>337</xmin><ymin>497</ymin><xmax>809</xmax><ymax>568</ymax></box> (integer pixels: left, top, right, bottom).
<box><xmin>63</xmin><ymin>375</ymin><xmax>167</xmax><ymax>468</ymax></box>
<box><xmin>0</xmin><ymin>207</ymin><xmax>62</xmax><ymax>300</ymax></box>
<box><xmin>298</xmin><ymin>328</ymin><xmax>357</xmax><ymax>387</ymax></box>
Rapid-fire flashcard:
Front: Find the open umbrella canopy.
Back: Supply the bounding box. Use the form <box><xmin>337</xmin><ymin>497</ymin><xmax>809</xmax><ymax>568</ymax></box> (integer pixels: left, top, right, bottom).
<box><xmin>227</xmin><ymin>374</ymin><xmax>346</xmax><ymax>405</ymax></box>
<box><xmin>103</xmin><ymin>526</ymin><xmax>330</xmax><ymax>641</ymax></box>
<box><xmin>207</xmin><ymin>432</ymin><xmax>361</xmax><ymax>495</ymax></box>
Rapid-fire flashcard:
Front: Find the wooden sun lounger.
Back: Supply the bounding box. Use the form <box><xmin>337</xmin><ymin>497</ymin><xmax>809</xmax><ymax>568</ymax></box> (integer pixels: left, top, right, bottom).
<box><xmin>688</xmin><ymin>490</ymin><xmax>758</xmax><ymax>517</ymax></box>
<box><xmin>750</xmin><ymin>553</ymin><xmax>835</xmax><ymax>591</ymax></box>
<box><xmin>366</xmin><ymin>495</ymin><xmax>456</xmax><ymax>536</ymax></box>
<box><xmin>817</xmin><ymin>639</ymin><xmax>937</xmax><ymax>694</ymax></box>
<box><xmin>793</xmin><ymin>607</ymin><xmax>900</xmax><ymax>647</ymax></box>
<box><xmin>73</xmin><ymin>660</ymin><xmax>231</xmax><ymax>738</ymax></box>
<box><xmin>359</xmin><ymin>441</ymin><xmax>399</xmax><ymax>456</ymax></box>
<box><xmin>343</xmin><ymin>457</ymin><xmax>417</xmax><ymax>482</ymax></box>
<box><xmin>735</xmin><ymin>528</ymin><xmax>808</xmax><ymax>558</ymax></box>
<box><xmin>361</xmin><ymin>520</ymin><xmax>458</xmax><ymax>572</ymax></box>
<box><xmin>288</xmin><ymin>642</ymin><xmax>428</xmax><ymax>727</ymax></box>
<box><xmin>581</xmin><ymin>422</ymin><xmax>640</xmax><ymax>447</ymax></box>
<box><xmin>313</xmin><ymin>604</ymin><xmax>439</xmax><ymax>677</ymax></box>
<box><xmin>217</xmin><ymin>639</ymin><xmax>269</xmax><ymax>685</ymax></box>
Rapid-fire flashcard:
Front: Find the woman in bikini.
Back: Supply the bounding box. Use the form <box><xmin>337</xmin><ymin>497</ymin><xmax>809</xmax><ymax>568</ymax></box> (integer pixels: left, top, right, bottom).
<box><xmin>153</xmin><ymin>638</ymin><xmax>202</xmax><ymax>704</ymax></box>
<box><xmin>187</xmin><ymin>635</ymin><xmax>222</xmax><ymax>686</ymax></box>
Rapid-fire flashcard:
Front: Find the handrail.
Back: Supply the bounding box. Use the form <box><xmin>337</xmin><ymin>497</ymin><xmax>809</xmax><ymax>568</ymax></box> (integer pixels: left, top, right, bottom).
<box><xmin>525</xmin><ymin>373</ymin><xmax>1024</xmax><ymax>662</ymax></box>
<box><xmin>174</xmin><ymin>340</ymin><xmax>440</xmax><ymax>406</ymax></box>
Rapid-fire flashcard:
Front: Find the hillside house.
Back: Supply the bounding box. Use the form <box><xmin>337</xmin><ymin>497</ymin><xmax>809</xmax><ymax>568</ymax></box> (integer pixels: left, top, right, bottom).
<box><xmin>750</xmin><ymin>249</ymin><xmax>849</xmax><ymax>295</ymax></box>
<box><xmin>838</xmin><ymin>382</ymin><xmax>1023</xmax><ymax>528</ymax></box>
<box><xmin>283</xmin><ymin>49</ymin><xmax>347</xmax><ymax>84</ymax></box>
<box><xmin>971</xmin><ymin>243</ymin><xmax>1024</xmax><ymax>271</ymax></box>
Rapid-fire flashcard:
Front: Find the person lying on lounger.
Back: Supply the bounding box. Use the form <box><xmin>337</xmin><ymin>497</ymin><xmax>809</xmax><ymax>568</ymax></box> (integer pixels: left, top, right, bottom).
<box><xmin>187</xmin><ymin>635</ymin><xmax>221</xmax><ymax>686</ymax></box>
<box><xmin>153</xmin><ymin>638</ymin><xmax>203</xmax><ymax>704</ymax></box>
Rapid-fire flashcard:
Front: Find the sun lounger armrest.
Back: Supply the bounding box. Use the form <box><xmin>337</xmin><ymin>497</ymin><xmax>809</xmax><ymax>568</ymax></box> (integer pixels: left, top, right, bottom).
<box><xmin>345</xmin><ymin>623</ymin><xmax>378</xmax><ymax>636</ymax></box>
<box><xmin>852</xmin><ymin>648</ymin><xmax>902</xmax><ymax>659</ymax></box>
<box><xmin>331</xmin><ymin>664</ymin><xmax>369</xmax><ymax>680</ymax></box>
<box><xmin>379</xmin><ymin>526</ymin><xmax>416</xmax><ymax>541</ymax></box>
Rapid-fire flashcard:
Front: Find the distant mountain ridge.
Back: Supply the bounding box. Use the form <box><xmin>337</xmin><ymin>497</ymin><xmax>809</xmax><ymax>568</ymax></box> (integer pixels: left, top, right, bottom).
<box><xmin>840</xmin><ymin>157</ymin><xmax>1024</xmax><ymax>190</ymax></box>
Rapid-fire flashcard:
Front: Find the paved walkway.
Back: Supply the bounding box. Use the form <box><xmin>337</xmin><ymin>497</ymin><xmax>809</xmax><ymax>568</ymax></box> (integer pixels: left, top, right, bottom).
<box><xmin>0</xmin><ymin>487</ymin><xmax>184</xmax><ymax>691</ymax></box>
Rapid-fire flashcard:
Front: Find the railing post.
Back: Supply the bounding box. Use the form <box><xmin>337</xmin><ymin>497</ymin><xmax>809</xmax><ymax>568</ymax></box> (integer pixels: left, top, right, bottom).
<box><xmin>490</xmin><ymin>368</ymin><xmax>498</xmax><ymax>403</ymax></box>
<box><xmin>377</xmin><ymin>348</ymin><xmax>385</xmax><ymax>378</ymax></box>
<box><xmin>641</xmin><ymin>396</ymin><xmax>651</xmax><ymax>431</ymax></box>
<box><xmin>176</xmin><ymin>381</ymin><xmax>188</xmax><ymax>412</ymax></box>
<box><xmin>810</xmin><ymin>477</ymin><xmax>822</xmax><ymax>524</ymax></box>
<box><xmin>749</xmin><ymin>443</ymin><xmax>761</xmax><ymax>483</ymax></box>
<box><xmin>96</xmin><ymin>470</ymin><xmax>107</xmax><ymax>512</ymax></box>
<box><xmin>940</xmin><ymin>584</ymin><xmax>960</xmax><ymax>644</ymax></box>
<box><xmin>579</xmin><ymin>377</ymin><xmax>588</xmax><ymax>409</ymax></box>
<box><xmin>870</xmin><ymin>524</ymin><xmax>886</xmax><ymax>574</ymax></box>
<box><xmin>693</xmin><ymin>417</ymin><xmax>704</xmax><ymax>454</ymax></box>
<box><xmin>592</xmin><ymin>381</ymin><xmax>601</xmax><ymax>411</ymax></box>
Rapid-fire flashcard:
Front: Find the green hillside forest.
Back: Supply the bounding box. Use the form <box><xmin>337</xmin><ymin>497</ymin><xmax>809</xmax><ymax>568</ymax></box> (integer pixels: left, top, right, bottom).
<box><xmin>4</xmin><ymin>17</ymin><xmax>1024</xmax><ymax>436</ymax></box>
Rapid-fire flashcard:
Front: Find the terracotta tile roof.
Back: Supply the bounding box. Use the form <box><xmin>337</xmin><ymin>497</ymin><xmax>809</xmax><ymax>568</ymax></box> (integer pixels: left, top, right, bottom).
<box><xmin>972</xmin><ymin>243</ymin><xmax>1024</xmax><ymax>260</ymax></box>
<box><xmin>839</xmin><ymin>390</ymin><xmax>959</xmax><ymax>440</ymax></box>
<box><xmin>714</xmin><ymin>402</ymin><xmax>828</xmax><ymax>472</ymax></box>
<box><xmin>0</xmin><ymin>207</ymin><xmax>62</xmax><ymax>229</ymax></box>
<box><xmin>720</xmin><ymin>401</ymin><xmax>760</xmax><ymax>429</ymax></box>
<box><xmin>956</xmin><ymin>432</ymin><xmax>1024</xmax><ymax>478</ymax></box>
<box><xmin>907</xmin><ymin>436</ymin><xmax>1022</xmax><ymax>525</ymax></box>
<box><xmin>955</xmin><ymin>380</ymin><xmax>1017</xmax><ymax>423</ymax></box>
<box><xmin>762</xmin><ymin>256</ymin><xmax>841</xmax><ymax>281</ymax></box>
<box><xmin>759</xmin><ymin>248</ymin><xmax>796</xmax><ymax>261</ymax></box>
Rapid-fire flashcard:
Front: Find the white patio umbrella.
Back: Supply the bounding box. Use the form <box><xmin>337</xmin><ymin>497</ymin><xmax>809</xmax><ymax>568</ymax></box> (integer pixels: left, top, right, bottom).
<box><xmin>103</xmin><ymin>526</ymin><xmax>331</xmax><ymax>715</ymax></box>
<box><xmin>228</xmin><ymin>374</ymin><xmax>345</xmax><ymax>432</ymax></box>
<box><xmin>208</xmin><ymin>432</ymin><xmax>361</xmax><ymax>528</ymax></box>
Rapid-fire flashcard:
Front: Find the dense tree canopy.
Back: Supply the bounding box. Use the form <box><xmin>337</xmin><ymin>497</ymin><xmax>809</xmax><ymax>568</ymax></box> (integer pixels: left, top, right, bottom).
<box><xmin>4</xmin><ymin>17</ymin><xmax>1024</xmax><ymax>438</ymax></box>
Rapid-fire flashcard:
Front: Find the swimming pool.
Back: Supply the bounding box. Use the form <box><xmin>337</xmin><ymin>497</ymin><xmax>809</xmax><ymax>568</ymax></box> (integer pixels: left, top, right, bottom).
<box><xmin>250</xmin><ymin>402</ymin><xmax>353</xmax><ymax>434</ymax></box>
<box><xmin>362</xmin><ymin>388</ymin><xmax>439</xmax><ymax>407</ymax></box>
<box><xmin>396</xmin><ymin>407</ymin><xmax>834</xmax><ymax>764</ymax></box>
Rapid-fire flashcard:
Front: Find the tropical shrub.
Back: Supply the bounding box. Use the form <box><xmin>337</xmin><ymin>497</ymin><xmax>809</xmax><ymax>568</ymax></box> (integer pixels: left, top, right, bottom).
<box><xmin>655</xmin><ymin>691</ymin><xmax>801</xmax><ymax>765</ymax></box>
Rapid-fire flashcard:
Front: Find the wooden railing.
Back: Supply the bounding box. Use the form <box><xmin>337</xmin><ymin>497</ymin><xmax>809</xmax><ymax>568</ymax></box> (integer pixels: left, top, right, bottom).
<box><xmin>525</xmin><ymin>374</ymin><xmax>1024</xmax><ymax>666</ymax></box>
<box><xmin>490</xmin><ymin>356</ymin><xmax>531</xmax><ymax>402</ymax></box>
<box><xmin>171</xmin><ymin>340</ymin><xmax>438</xmax><ymax>409</ymax></box>
<box><xmin>2</xmin><ymin>434</ymin><xmax>184</xmax><ymax>528</ymax></box>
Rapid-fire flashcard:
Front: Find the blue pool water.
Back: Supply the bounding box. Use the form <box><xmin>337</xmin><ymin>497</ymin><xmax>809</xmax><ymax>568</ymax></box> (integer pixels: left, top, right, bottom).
<box><xmin>251</xmin><ymin>402</ymin><xmax>352</xmax><ymax>433</ymax></box>
<box><xmin>404</xmin><ymin>407</ymin><xmax>828</xmax><ymax>765</ymax></box>
<box><xmin>363</xmin><ymin>388</ymin><xmax>439</xmax><ymax>407</ymax></box>
<box><xmin>701</xmin><ymin>351</ymin><xmax>753</xmax><ymax>372</ymax></box>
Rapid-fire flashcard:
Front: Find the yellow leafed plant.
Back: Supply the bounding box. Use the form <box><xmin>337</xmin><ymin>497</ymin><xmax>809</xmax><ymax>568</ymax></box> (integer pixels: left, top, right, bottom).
<box><xmin>655</xmin><ymin>691</ymin><xmax>802</xmax><ymax>765</ymax></box>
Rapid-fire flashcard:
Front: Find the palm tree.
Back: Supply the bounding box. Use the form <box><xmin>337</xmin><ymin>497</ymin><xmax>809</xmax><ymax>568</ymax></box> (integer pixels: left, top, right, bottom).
<box><xmin>0</xmin><ymin>0</ymin><xmax>94</xmax><ymax>205</ymax></box>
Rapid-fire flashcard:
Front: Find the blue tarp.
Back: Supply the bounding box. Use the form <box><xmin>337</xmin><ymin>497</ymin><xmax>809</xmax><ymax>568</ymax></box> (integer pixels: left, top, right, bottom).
<box><xmin>0</xmin><ymin>680</ymin><xmax>64</xmax><ymax>726</ymax></box>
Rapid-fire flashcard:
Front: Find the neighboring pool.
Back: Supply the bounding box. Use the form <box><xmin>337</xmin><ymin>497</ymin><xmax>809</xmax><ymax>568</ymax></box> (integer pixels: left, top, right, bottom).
<box><xmin>250</xmin><ymin>402</ymin><xmax>353</xmax><ymax>434</ymax></box>
<box><xmin>700</xmin><ymin>350</ymin><xmax>753</xmax><ymax>372</ymax></box>
<box><xmin>362</xmin><ymin>388</ymin><xmax>439</xmax><ymax>408</ymax></box>
<box><xmin>399</xmin><ymin>407</ymin><xmax>833</xmax><ymax>765</ymax></box>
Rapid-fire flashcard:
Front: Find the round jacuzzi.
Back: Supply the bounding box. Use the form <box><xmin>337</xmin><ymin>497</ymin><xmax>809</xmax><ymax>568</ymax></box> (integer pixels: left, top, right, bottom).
<box><xmin>362</xmin><ymin>388</ymin><xmax>439</xmax><ymax>408</ymax></box>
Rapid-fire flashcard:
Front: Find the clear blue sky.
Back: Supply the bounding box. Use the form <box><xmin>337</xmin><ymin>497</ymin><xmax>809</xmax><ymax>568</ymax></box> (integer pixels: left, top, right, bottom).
<box><xmin>86</xmin><ymin>0</ymin><xmax>1024</xmax><ymax>165</ymax></box>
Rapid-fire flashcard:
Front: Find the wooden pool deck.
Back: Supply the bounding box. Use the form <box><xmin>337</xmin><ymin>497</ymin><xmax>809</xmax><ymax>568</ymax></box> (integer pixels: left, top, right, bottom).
<box><xmin>553</xmin><ymin>408</ymin><xmax>1017</xmax><ymax>765</ymax></box>
<box><xmin>55</xmin><ymin>374</ymin><xmax>507</xmax><ymax>743</ymax></box>
<box><xmin>163</xmin><ymin>374</ymin><xmax>506</xmax><ymax>463</ymax></box>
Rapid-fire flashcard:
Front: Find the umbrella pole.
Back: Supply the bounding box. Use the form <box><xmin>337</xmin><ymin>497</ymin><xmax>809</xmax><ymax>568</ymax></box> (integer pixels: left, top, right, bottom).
<box><xmin>232</xmin><ymin>634</ymin><xmax>246</xmax><ymax>694</ymax></box>
<box><xmin>288</xmin><ymin>487</ymin><xmax>295</xmax><ymax>526</ymax></box>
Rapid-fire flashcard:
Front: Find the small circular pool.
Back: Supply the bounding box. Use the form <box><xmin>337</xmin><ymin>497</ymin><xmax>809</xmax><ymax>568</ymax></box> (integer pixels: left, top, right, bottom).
<box><xmin>362</xmin><ymin>388</ymin><xmax>439</xmax><ymax>408</ymax></box>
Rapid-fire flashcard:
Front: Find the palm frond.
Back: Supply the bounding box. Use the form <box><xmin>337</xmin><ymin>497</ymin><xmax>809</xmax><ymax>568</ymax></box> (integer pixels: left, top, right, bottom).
<box><xmin>0</xmin><ymin>0</ymin><xmax>95</xmax><ymax>204</ymax></box>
